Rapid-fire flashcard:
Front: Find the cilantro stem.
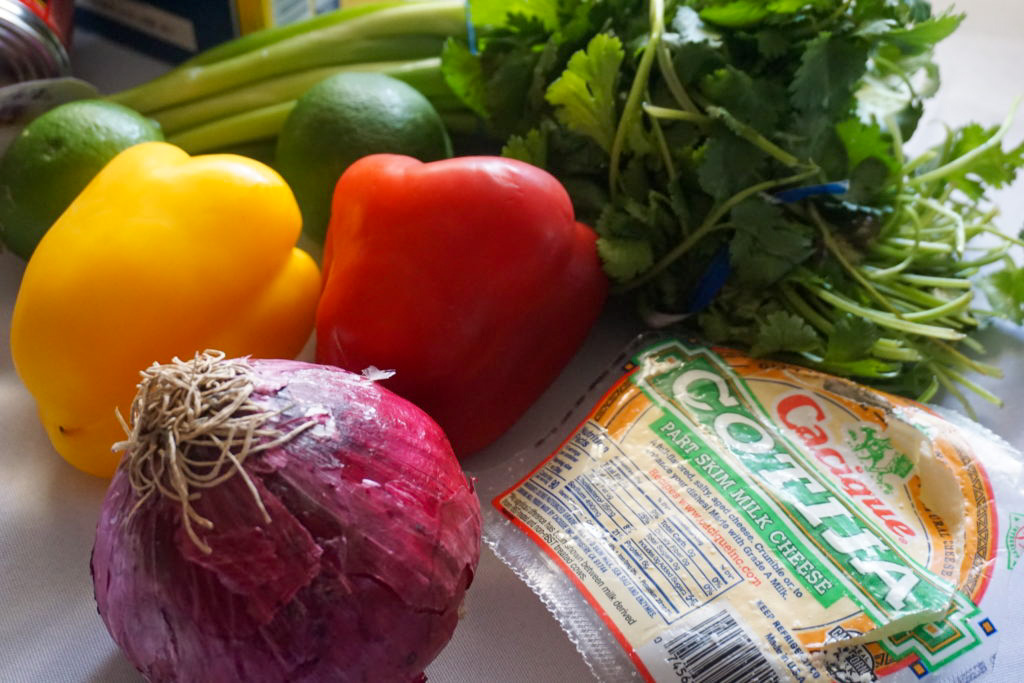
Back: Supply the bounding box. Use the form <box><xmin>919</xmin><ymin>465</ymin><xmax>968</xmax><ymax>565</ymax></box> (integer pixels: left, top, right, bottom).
<box><xmin>953</xmin><ymin>244</ymin><xmax>1011</xmax><ymax>271</ymax></box>
<box><xmin>864</xmin><ymin>255</ymin><xmax>914</xmax><ymax>279</ymax></box>
<box><xmin>901</xmin><ymin>291</ymin><xmax>973</xmax><ymax>321</ymax></box>
<box><xmin>871</xmin><ymin>338</ymin><xmax>923</xmax><ymax>363</ymax></box>
<box><xmin>809</xmin><ymin>205</ymin><xmax>896</xmax><ymax>313</ymax></box>
<box><xmin>885</xmin><ymin>113</ymin><xmax>905</xmax><ymax>168</ymax></box>
<box><xmin>643</xmin><ymin>104</ymin><xmax>711</xmax><ymax>126</ymax></box>
<box><xmin>879</xmin><ymin>200</ymin><xmax>917</xmax><ymax>241</ymax></box>
<box><xmin>780</xmin><ymin>283</ymin><xmax>833</xmax><ymax>333</ymax></box>
<box><xmin>647</xmin><ymin>104</ymin><xmax>678</xmax><ymax>179</ymax></box>
<box><xmin>617</xmin><ymin>168</ymin><xmax>819</xmax><ymax>292</ymax></box>
<box><xmin>902</xmin><ymin>149</ymin><xmax>938</xmax><ymax>175</ymax></box>
<box><xmin>896</xmin><ymin>273</ymin><xmax>972</xmax><ymax>289</ymax></box>
<box><xmin>706</xmin><ymin>106</ymin><xmax>806</xmax><ymax>169</ymax></box>
<box><xmin>930</xmin><ymin>363</ymin><xmax>978</xmax><ymax>418</ymax></box>
<box><xmin>609</xmin><ymin>0</ymin><xmax>664</xmax><ymax>195</ymax></box>
<box><xmin>975</xmin><ymin>223</ymin><xmax>1024</xmax><ymax>248</ymax></box>
<box><xmin>958</xmin><ymin>335</ymin><xmax>986</xmax><ymax>354</ymax></box>
<box><xmin>872</xmin><ymin>279</ymin><xmax>970</xmax><ymax>318</ymax></box>
<box><xmin>873</xmin><ymin>338</ymin><xmax>909</xmax><ymax>353</ymax></box>
<box><xmin>919</xmin><ymin>197</ymin><xmax>965</xmax><ymax>254</ymax></box>
<box><xmin>933</xmin><ymin>340</ymin><xmax>1003</xmax><ymax>378</ymax></box>
<box><xmin>655</xmin><ymin>39</ymin><xmax>700</xmax><ymax>115</ymax></box>
<box><xmin>916</xmin><ymin>375</ymin><xmax>940</xmax><ymax>404</ymax></box>
<box><xmin>781</xmin><ymin>280</ymin><xmax>924</xmax><ymax>362</ymax></box>
<box><xmin>796</xmin><ymin>276</ymin><xmax>965</xmax><ymax>340</ymax></box>
<box><xmin>872</xmin><ymin>343</ymin><xmax>922</xmax><ymax>362</ymax></box>
<box><xmin>876</xmin><ymin>238</ymin><xmax>953</xmax><ymax>254</ymax></box>
<box><xmin>908</xmin><ymin>98</ymin><xmax>1020</xmax><ymax>187</ymax></box>
<box><xmin>871</xmin><ymin>207</ymin><xmax>920</xmax><ymax>276</ymax></box>
<box><xmin>942</xmin><ymin>365</ymin><xmax>1003</xmax><ymax>406</ymax></box>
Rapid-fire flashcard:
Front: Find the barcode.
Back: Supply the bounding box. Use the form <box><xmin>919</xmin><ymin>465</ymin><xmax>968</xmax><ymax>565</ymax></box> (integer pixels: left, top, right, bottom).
<box><xmin>662</xmin><ymin>609</ymin><xmax>780</xmax><ymax>683</ymax></box>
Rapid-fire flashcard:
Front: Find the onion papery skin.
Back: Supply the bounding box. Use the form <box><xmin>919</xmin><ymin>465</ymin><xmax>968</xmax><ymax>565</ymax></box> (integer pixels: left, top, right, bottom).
<box><xmin>91</xmin><ymin>359</ymin><xmax>482</xmax><ymax>682</ymax></box>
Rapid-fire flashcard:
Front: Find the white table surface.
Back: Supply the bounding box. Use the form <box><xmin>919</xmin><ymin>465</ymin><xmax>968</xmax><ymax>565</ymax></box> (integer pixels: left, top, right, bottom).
<box><xmin>3</xmin><ymin>2</ymin><xmax>1024</xmax><ymax>681</ymax></box>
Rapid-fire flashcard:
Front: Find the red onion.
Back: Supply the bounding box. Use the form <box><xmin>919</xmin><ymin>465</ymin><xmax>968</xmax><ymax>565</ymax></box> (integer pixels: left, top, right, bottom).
<box><xmin>91</xmin><ymin>351</ymin><xmax>481</xmax><ymax>682</ymax></box>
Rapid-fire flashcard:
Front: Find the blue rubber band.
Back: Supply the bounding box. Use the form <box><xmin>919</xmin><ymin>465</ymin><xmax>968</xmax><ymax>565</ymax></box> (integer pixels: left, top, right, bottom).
<box><xmin>686</xmin><ymin>245</ymin><xmax>732</xmax><ymax>313</ymax></box>
<box><xmin>683</xmin><ymin>183</ymin><xmax>850</xmax><ymax>314</ymax></box>
<box><xmin>772</xmin><ymin>180</ymin><xmax>849</xmax><ymax>204</ymax></box>
<box><xmin>465</xmin><ymin>2</ymin><xmax>478</xmax><ymax>55</ymax></box>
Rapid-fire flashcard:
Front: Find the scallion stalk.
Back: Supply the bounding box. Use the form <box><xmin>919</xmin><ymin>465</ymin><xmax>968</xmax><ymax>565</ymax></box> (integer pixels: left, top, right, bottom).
<box><xmin>153</xmin><ymin>57</ymin><xmax>450</xmax><ymax>134</ymax></box>
<box><xmin>168</xmin><ymin>96</ymin><xmax>474</xmax><ymax>154</ymax></box>
<box><xmin>109</xmin><ymin>0</ymin><xmax>467</xmax><ymax>113</ymax></box>
<box><xmin>167</xmin><ymin>103</ymin><xmax>294</xmax><ymax>154</ymax></box>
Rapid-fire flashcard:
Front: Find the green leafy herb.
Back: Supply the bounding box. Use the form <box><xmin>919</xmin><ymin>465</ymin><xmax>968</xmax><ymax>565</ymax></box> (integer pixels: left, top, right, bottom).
<box><xmin>826</xmin><ymin>316</ymin><xmax>880</xmax><ymax>362</ymax></box>
<box><xmin>751</xmin><ymin>311</ymin><xmax>820</xmax><ymax>357</ymax></box>
<box><xmin>546</xmin><ymin>34</ymin><xmax>625</xmax><ymax>153</ymax></box>
<box><xmin>448</xmin><ymin>0</ymin><xmax>1024</xmax><ymax>412</ymax></box>
<box><xmin>979</xmin><ymin>264</ymin><xmax>1024</xmax><ymax>325</ymax></box>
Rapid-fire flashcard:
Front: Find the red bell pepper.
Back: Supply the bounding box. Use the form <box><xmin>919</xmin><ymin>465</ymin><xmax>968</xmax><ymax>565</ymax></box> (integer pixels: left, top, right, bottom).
<box><xmin>315</xmin><ymin>154</ymin><xmax>608</xmax><ymax>457</ymax></box>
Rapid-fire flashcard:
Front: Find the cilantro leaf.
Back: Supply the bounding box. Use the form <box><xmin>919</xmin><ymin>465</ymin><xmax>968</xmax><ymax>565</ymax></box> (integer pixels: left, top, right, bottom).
<box><xmin>855</xmin><ymin>48</ymin><xmax>938</xmax><ymax>131</ymax></box>
<box><xmin>836</xmin><ymin>118</ymin><xmax>898</xmax><ymax>173</ymax></box>
<box><xmin>791</xmin><ymin>32</ymin><xmax>869</xmax><ymax>117</ymax></box>
<box><xmin>825</xmin><ymin>316</ymin><xmax>880</xmax><ymax>362</ymax></box>
<box><xmin>446</xmin><ymin>0</ymin><xmax>1024</xmax><ymax>410</ymax></box>
<box><xmin>755</xmin><ymin>29</ymin><xmax>790</xmax><ymax>59</ymax></box>
<box><xmin>750</xmin><ymin>311</ymin><xmax>821</xmax><ymax>357</ymax></box>
<box><xmin>468</xmin><ymin>0</ymin><xmax>559</xmax><ymax>30</ymax></box>
<box><xmin>502</xmin><ymin>127</ymin><xmax>548</xmax><ymax>167</ymax></box>
<box><xmin>597</xmin><ymin>236</ymin><xmax>654</xmax><ymax>282</ymax></box>
<box><xmin>728</xmin><ymin>198</ymin><xmax>814</xmax><ymax>288</ymax></box>
<box><xmin>767</xmin><ymin>0</ymin><xmax>831</xmax><ymax>12</ymax></box>
<box><xmin>441</xmin><ymin>38</ymin><xmax>488</xmax><ymax>118</ymax></box>
<box><xmin>846</xmin><ymin>157</ymin><xmax>891</xmax><ymax>203</ymax></box>
<box><xmin>668</xmin><ymin>40</ymin><xmax>727</xmax><ymax>85</ymax></box>
<box><xmin>979</xmin><ymin>265</ymin><xmax>1024</xmax><ymax>324</ymax></box>
<box><xmin>880</xmin><ymin>11</ymin><xmax>963</xmax><ymax>55</ymax></box>
<box><xmin>699</xmin><ymin>0</ymin><xmax>831</xmax><ymax>29</ymax></box>
<box><xmin>940</xmin><ymin>123</ymin><xmax>1024</xmax><ymax>201</ymax></box>
<box><xmin>698</xmin><ymin>1</ymin><xmax>768</xmax><ymax>28</ymax></box>
<box><xmin>700</xmin><ymin>67</ymin><xmax>784</xmax><ymax>133</ymax></box>
<box><xmin>792</xmin><ymin>112</ymin><xmax>848</xmax><ymax>179</ymax></box>
<box><xmin>545</xmin><ymin>33</ymin><xmax>624</xmax><ymax>153</ymax></box>
<box><xmin>478</xmin><ymin>15</ymin><xmax>555</xmax><ymax>136</ymax></box>
<box><xmin>698</xmin><ymin>307</ymin><xmax>740</xmax><ymax>343</ymax></box>
<box><xmin>697</xmin><ymin>129</ymin><xmax>766</xmax><ymax>200</ymax></box>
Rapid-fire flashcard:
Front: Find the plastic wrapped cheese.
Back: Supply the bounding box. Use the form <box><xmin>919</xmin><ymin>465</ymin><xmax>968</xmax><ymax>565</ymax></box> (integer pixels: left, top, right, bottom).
<box><xmin>477</xmin><ymin>336</ymin><xmax>1024</xmax><ymax>682</ymax></box>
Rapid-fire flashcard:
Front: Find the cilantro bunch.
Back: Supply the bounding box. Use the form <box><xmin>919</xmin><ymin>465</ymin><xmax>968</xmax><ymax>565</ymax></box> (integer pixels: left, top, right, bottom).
<box><xmin>443</xmin><ymin>0</ymin><xmax>1024</xmax><ymax>411</ymax></box>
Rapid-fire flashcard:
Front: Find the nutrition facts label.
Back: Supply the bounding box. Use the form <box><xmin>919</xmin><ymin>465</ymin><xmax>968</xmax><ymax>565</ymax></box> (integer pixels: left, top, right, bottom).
<box><xmin>503</xmin><ymin>423</ymin><xmax>744</xmax><ymax>626</ymax></box>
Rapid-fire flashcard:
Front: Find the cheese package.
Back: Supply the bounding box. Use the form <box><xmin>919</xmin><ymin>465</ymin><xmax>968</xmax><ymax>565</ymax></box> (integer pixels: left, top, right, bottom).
<box><xmin>477</xmin><ymin>337</ymin><xmax>1024</xmax><ymax>682</ymax></box>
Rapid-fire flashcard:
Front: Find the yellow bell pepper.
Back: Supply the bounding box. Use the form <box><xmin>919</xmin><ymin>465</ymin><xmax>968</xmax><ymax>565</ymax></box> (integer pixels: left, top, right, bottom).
<box><xmin>10</xmin><ymin>142</ymin><xmax>321</xmax><ymax>477</ymax></box>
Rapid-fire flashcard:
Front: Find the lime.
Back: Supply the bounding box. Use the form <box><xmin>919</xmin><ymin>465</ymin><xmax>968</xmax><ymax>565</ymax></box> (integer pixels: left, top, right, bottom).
<box><xmin>275</xmin><ymin>72</ymin><xmax>452</xmax><ymax>247</ymax></box>
<box><xmin>0</xmin><ymin>99</ymin><xmax>163</xmax><ymax>259</ymax></box>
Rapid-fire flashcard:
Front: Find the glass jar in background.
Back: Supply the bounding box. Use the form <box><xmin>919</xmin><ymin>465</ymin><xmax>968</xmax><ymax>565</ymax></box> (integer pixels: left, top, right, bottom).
<box><xmin>0</xmin><ymin>0</ymin><xmax>73</xmax><ymax>86</ymax></box>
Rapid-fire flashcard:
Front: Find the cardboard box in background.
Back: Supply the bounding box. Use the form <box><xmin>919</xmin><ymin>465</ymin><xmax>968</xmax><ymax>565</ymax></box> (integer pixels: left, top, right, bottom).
<box><xmin>75</xmin><ymin>0</ymin><xmax>352</xmax><ymax>64</ymax></box>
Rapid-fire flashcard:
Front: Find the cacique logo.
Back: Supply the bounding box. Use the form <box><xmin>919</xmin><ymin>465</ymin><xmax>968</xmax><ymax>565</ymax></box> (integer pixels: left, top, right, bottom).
<box><xmin>641</xmin><ymin>346</ymin><xmax>952</xmax><ymax>620</ymax></box>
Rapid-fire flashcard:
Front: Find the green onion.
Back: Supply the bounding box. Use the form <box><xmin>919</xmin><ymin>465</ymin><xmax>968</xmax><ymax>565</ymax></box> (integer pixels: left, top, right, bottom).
<box><xmin>109</xmin><ymin>1</ymin><xmax>467</xmax><ymax>113</ymax></box>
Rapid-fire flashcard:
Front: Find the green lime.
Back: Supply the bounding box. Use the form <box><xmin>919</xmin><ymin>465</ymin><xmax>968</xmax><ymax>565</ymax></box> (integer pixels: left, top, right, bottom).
<box><xmin>0</xmin><ymin>99</ymin><xmax>163</xmax><ymax>259</ymax></box>
<box><xmin>275</xmin><ymin>72</ymin><xmax>452</xmax><ymax>247</ymax></box>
